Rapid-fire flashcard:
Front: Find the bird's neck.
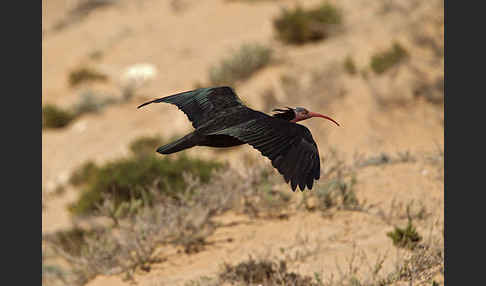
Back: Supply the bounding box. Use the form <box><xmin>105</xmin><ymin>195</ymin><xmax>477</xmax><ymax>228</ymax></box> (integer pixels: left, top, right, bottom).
<box><xmin>272</xmin><ymin>109</ymin><xmax>295</xmax><ymax>121</ymax></box>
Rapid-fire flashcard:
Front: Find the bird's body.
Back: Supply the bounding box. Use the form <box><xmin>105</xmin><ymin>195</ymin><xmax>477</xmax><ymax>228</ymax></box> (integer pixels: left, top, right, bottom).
<box><xmin>138</xmin><ymin>86</ymin><xmax>339</xmax><ymax>191</ymax></box>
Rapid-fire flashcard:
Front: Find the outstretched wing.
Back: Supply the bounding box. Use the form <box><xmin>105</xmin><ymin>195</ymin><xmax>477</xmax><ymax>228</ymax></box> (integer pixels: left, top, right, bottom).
<box><xmin>208</xmin><ymin>117</ymin><xmax>321</xmax><ymax>191</ymax></box>
<box><xmin>138</xmin><ymin>86</ymin><xmax>245</xmax><ymax>128</ymax></box>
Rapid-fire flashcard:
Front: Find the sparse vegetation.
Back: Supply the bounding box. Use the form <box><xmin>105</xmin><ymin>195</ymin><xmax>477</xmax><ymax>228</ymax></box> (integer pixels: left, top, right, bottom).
<box><xmin>42</xmin><ymin>251</ymin><xmax>69</xmax><ymax>286</ymax></box>
<box><xmin>129</xmin><ymin>134</ymin><xmax>165</xmax><ymax>157</ymax></box>
<box><xmin>219</xmin><ymin>257</ymin><xmax>320</xmax><ymax>286</ymax></box>
<box><xmin>376</xmin><ymin>199</ymin><xmax>430</xmax><ymax>226</ymax></box>
<box><xmin>43</xmin><ymin>0</ymin><xmax>444</xmax><ymax>285</ymax></box>
<box><xmin>52</xmin><ymin>0</ymin><xmax>118</xmax><ymax>32</ymax></box>
<box><xmin>68</xmin><ymin>135</ymin><xmax>222</xmax><ymax>216</ymax></box>
<box><xmin>243</xmin><ymin>181</ymin><xmax>292</xmax><ymax>219</ymax></box>
<box><xmin>413</xmin><ymin>75</ymin><xmax>444</xmax><ymax>104</ymax></box>
<box><xmin>187</xmin><ymin>231</ymin><xmax>443</xmax><ymax>286</ymax></box>
<box><xmin>209</xmin><ymin>43</ymin><xmax>272</xmax><ymax>86</ymax></box>
<box><xmin>44</xmin><ymin>149</ymin><xmax>443</xmax><ymax>286</ymax></box>
<box><xmin>370</xmin><ymin>42</ymin><xmax>408</xmax><ymax>74</ymax></box>
<box><xmin>378</xmin><ymin>239</ymin><xmax>443</xmax><ymax>284</ymax></box>
<box><xmin>297</xmin><ymin>150</ymin><xmax>369</xmax><ymax>213</ymax></box>
<box><xmin>71</xmin><ymin>90</ymin><xmax>118</xmax><ymax>116</ymax></box>
<box><xmin>69</xmin><ymin>161</ymin><xmax>99</xmax><ymax>186</ymax></box>
<box><xmin>43</xmin><ymin>227</ymin><xmax>103</xmax><ymax>257</ymax></box>
<box><xmin>68</xmin><ymin>66</ymin><xmax>108</xmax><ymax>87</ymax></box>
<box><xmin>45</xmin><ymin>165</ymin><xmax>283</xmax><ymax>285</ymax></box>
<box><xmin>387</xmin><ymin>218</ymin><xmax>422</xmax><ymax>250</ymax></box>
<box><xmin>303</xmin><ymin>172</ymin><xmax>363</xmax><ymax>213</ymax></box>
<box><xmin>354</xmin><ymin>151</ymin><xmax>416</xmax><ymax>168</ymax></box>
<box><xmin>273</xmin><ymin>3</ymin><xmax>342</xmax><ymax>45</ymax></box>
<box><xmin>42</xmin><ymin>90</ymin><xmax>121</xmax><ymax>130</ymax></box>
<box><xmin>344</xmin><ymin>56</ymin><xmax>357</xmax><ymax>75</ymax></box>
<box><xmin>68</xmin><ymin>154</ymin><xmax>222</xmax><ymax>216</ymax></box>
<box><xmin>42</xmin><ymin>104</ymin><xmax>76</xmax><ymax>129</ymax></box>
<box><xmin>226</xmin><ymin>0</ymin><xmax>278</xmax><ymax>2</ymax></box>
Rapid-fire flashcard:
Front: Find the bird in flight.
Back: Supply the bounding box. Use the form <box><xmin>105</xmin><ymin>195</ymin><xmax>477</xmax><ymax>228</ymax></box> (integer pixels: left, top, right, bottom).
<box><xmin>137</xmin><ymin>86</ymin><xmax>339</xmax><ymax>191</ymax></box>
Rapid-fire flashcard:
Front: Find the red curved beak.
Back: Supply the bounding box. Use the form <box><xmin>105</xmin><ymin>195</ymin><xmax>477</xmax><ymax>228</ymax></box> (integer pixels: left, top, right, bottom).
<box><xmin>308</xmin><ymin>112</ymin><xmax>340</xmax><ymax>126</ymax></box>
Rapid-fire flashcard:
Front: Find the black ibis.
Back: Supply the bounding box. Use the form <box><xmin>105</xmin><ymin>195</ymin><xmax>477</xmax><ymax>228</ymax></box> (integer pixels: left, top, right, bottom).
<box><xmin>137</xmin><ymin>86</ymin><xmax>339</xmax><ymax>191</ymax></box>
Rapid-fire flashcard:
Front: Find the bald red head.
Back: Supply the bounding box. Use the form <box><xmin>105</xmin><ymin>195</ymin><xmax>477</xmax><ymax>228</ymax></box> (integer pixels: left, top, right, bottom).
<box><xmin>290</xmin><ymin>108</ymin><xmax>340</xmax><ymax>126</ymax></box>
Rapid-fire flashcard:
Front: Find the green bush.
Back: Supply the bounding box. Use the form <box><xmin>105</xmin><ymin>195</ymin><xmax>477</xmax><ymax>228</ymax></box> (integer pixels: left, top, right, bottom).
<box><xmin>69</xmin><ymin>161</ymin><xmax>99</xmax><ymax>186</ymax></box>
<box><xmin>273</xmin><ymin>3</ymin><xmax>342</xmax><ymax>45</ymax></box>
<box><xmin>386</xmin><ymin>219</ymin><xmax>422</xmax><ymax>250</ymax></box>
<box><xmin>209</xmin><ymin>43</ymin><xmax>272</xmax><ymax>86</ymax></box>
<box><xmin>129</xmin><ymin>134</ymin><xmax>165</xmax><ymax>157</ymax></box>
<box><xmin>68</xmin><ymin>154</ymin><xmax>222</xmax><ymax>216</ymax></box>
<box><xmin>370</xmin><ymin>43</ymin><xmax>408</xmax><ymax>74</ymax></box>
<box><xmin>42</xmin><ymin>104</ymin><xmax>76</xmax><ymax>129</ymax></box>
<box><xmin>68</xmin><ymin>67</ymin><xmax>108</xmax><ymax>87</ymax></box>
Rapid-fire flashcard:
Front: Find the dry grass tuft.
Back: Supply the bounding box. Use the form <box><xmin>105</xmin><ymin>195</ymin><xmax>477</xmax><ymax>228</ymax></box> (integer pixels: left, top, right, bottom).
<box><xmin>52</xmin><ymin>0</ymin><xmax>119</xmax><ymax>32</ymax></box>
<box><xmin>209</xmin><ymin>43</ymin><xmax>272</xmax><ymax>86</ymax></box>
<box><xmin>68</xmin><ymin>66</ymin><xmax>109</xmax><ymax>87</ymax></box>
<box><xmin>343</xmin><ymin>56</ymin><xmax>357</xmax><ymax>75</ymax></box>
<box><xmin>219</xmin><ymin>257</ymin><xmax>320</xmax><ymax>286</ymax></box>
<box><xmin>370</xmin><ymin>43</ymin><xmax>409</xmax><ymax>75</ymax></box>
<box><xmin>42</xmin><ymin>104</ymin><xmax>76</xmax><ymax>129</ymax></box>
<box><xmin>386</xmin><ymin>219</ymin><xmax>422</xmax><ymax>250</ymax></box>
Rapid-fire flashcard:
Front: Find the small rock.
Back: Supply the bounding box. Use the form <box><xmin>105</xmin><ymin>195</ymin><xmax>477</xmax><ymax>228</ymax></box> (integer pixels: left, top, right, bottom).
<box><xmin>120</xmin><ymin>63</ymin><xmax>158</xmax><ymax>90</ymax></box>
<box><xmin>72</xmin><ymin>120</ymin><xmax>87</xmax><ymax>133</ymax></box>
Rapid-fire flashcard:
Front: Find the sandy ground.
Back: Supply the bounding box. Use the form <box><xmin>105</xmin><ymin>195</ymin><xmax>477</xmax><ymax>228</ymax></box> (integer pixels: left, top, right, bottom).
<box><xmin>42</xmin><ymin>0</ymin><xmax>443</xmax><ymax>284</ymax></box>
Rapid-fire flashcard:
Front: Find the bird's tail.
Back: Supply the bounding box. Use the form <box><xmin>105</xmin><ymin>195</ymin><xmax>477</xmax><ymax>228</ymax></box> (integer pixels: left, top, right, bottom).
<box><xmin>157</xmin><ymin>133</ymin><xmax>198</xmax><ymax>154</ymax></box>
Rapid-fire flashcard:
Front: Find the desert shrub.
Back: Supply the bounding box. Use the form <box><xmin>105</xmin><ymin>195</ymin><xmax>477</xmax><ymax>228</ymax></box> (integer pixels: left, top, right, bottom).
<box><xmin>129</xmin><ymin>134</ymin><xmax>165</xmax><ymax>157</ymax></box>
<box><xmin>71</xmin><ymin>0</ymin><xmax>117</xmax><ymax>15</ymax></box>
<box><xmin>378</xmin><ymin>236</ymin><xmax>443</xmax><ymax>285</ymax></box>
<box><xmin>71</xmin><ymin>90</ymin><xmax>118</xmax><ymax>116</ymax></box>
<box><xmin>69</xmin><ymin>161</ymin><xmax>99</xmax><ymax>186</ymax></box>
<box><xmin>303</xmin><ymin>174</ymin><xmax>361</xmax><ymax>212</ymax></box>
<box><xmin>242</xmin><ymin>178</ymin><xmax>292</xmax><ymax>218</ymax></box>
<box><xmin>219</xmin><ymin>257</ymin><xmax>319</xmax><ymax>286</ymax></box>
<box><xmin>354</xmin><ymin>151</ymin><xmax>416</xmax><ymax>168</ymax></box>
<box><xmin>68</xmin><ymin>67</ymin><xmax>108</xmax><ymax>87</ymax></box>
<box><xmin>225</xmin><ymin>0</ymin><xmax>277</xmax><ymax>2</ymax></box>
<box><xmin>42</xmin><ymin>104</ymin><xmax>76</xmax><ymax>129</ymax></box>
<box><xmin>43</xmin><ymin>227</ymin><xmax>103</xmax><ymax>257</ymax></box>
<box><xmin>344</xmin><ymin>56</ymin><xmax>357</xmax><ymax>75</ymax></box>
<box><xmin>273</xmin><ymin>3</ymin><xmax>342</xmax><ymax>45</ymax></box>
<box><xmin>386</xmin><ymin>219</ymin><xmax>422</xmax><ymax>250</ymax></box>
<box><xmin>52</xmin><ymin>0</ymin><xmax>118</xmax><ymax>32</ymax></box>
<box><xmin>370</xmin><ymin>42</ymin><xmax>408</xmax><ymax>74</ymax></box>
<box><xmin>413</xmin><ymin>75</ymin><xmax>444</xmax><ymax>104</ymax></box>
<box><xmin>68</xmin><ymin>154</ymin><xmax>222</xmax><ymax>216</ymax></box>
<box><xmin>209</xmin><ymin>43</ymin><xmax>272</xmax><ymax>86</ymax></box>
<box><xmin>47</xmin><ymin>168</ymin><xmax>259</xmax><ymax>285</ymax></box>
